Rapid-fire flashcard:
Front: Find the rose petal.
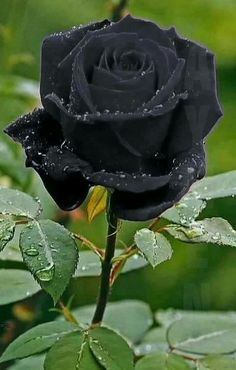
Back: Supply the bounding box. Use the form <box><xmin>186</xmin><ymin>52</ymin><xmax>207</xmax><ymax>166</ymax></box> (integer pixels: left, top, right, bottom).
<box><xmin>137</xmin><ymin>39</ymin><xmax>179</xmax><ymax>88</ymax></box>
<box><xmin>106</xmin><ymin>15</ymin><xmax>175</xmax><ymax>50</ymax></box>
<box><xmin>92</xmin><ymin>62</ymin><xmax>156</xmax><ymax>93</ymax></box>
<box><xmin>34</xmin><ymin>145</ymin><xmax>170</xmax><ymax>194</ymax></box>
<box><xmin>5</xmin><ymin>109</ymin><xmax>89</xmax><ymax>211</ymax></box>
<box><xmin>70</xmin><ymin>32</ymin><xmax>139</xmax><ymax>113</ymax></box>
<box><xmin>36</xmin><ymin>148</ymin><xmax>89</xmax><ymax>210</ymax></box>
<box><xmin>113</xmin><ymin>49</ymin><xmax>148</xmax><ymax>72</ymax></box>
<box><xmin>40</xmin><ymin>19</ymin><xmax>110</xmax><ymax>117</ymax></box>
<box><xmin>138</xmin><ymin>58</ymin><xmax>185</xmax><ymax>111</ymax></box>
<box><xmin>92</xmin><ymin>66</ymin><xmax>121</xmax><ymax>87</ymax></box>
<box><xmin>46</xmin><ymin>112</ymin><xmax>153</xmax><ymax>173</ymax></box>
<box><xmin>44</xmin><ymin>95</ymin><xmax>187</xmax><ymax>171</ymax></box>
<box><xmin>4</xmin><ymin>108</ymin><xmax>62</xmax><ymax>156</ymax></box>
<box><xmin>166</xmin><ymin>28</ymin><xmax>223</xmax><ymax>152</ymax></box>
<box><xmin>66</xmin><ymin>163</ymin><xmax>171</xmax><ymax>193</ymax></box>
<box><xmin>111</xmin><ymin>142</ymin><xmax>205</xmax><ymax>221</ymax></box>
<box><xmin>45</xmin><ymin>86</ymin><xmax>186</xmax><ymax>125</ymax></box>
<box><xmin>89</xmin><ymin>84</ymin><xmax>154</xmax><ymax>113</ymax></box>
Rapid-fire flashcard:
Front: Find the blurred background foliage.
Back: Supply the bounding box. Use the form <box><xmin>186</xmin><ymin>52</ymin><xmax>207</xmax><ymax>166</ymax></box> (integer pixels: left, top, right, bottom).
<box><xmin>0</xmin><ymin>0</ymin><xmax>236</xmax><ymax>356</ymax></box>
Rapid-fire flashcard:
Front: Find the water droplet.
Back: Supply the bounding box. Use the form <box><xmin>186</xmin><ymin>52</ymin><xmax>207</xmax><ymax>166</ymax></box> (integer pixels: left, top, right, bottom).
<box><xmin>36</xmin><ymin>264</ymin><xmax>55</xmax><ymax>282</ymax></box>
<box><xmin>25</xmin><ymin>247</ymin><xmax>39</xmax><ymax>257</ymax></box>
<box><xmin>187</xmin><ymin>167</ymin><xmax>195</xmax><ymax>174</ymax></box>
<box><xmin>176</xmin><ymin>202</ymin><xmax>188</xmax><ymax>210</ymax></box>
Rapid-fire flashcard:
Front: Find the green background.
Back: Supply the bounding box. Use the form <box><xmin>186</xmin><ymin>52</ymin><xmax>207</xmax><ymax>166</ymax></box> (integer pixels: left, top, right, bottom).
<box><xmin>0</xmin><ymin>0</ymin><xmax>236</xmax><ymax>348</ymax></box>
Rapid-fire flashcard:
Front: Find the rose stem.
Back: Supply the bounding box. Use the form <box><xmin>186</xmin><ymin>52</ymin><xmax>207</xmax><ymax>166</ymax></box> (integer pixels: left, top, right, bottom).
<box><xmin>91</xmin><ymin>199</ymin><xmax>118</xmax><ymax>325</ymax></box>
<box><xmin>111</xmin><ymin>0</ymin><xmax>129</xmax><ymax>22</ymax></box>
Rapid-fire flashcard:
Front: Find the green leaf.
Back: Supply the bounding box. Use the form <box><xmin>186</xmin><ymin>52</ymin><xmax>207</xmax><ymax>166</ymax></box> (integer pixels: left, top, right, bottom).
<box><xmin>155</xmin><ymin>309</ymin><xmax>236</xmax><ymax>328</ymax></box>
<box><xmin>0</xmin><ymin>141</ymin><xmax>28</xmax><ymax>185</ymax></box>
<box><xmin>122</xmin><ymin>253</ymin><xmax>148</xmax><ymax>273</ymax></box>
<box><xmin>156</xmin><ymin>309</ymin><xmax>213</xmax><ymax>327</ymax></box>
<box><xmin>0</xmin><ymin>244</ymin><xmax>22</xmax><ymax>261</ymax></box>
<box><xmin>197</xmin><ymin>356</ymin><xmax>236</xmax><ymax>369</ymax></box>
<box><xmin>0</xmin><ymin>218</ymin><xmax>15</xmax><ymax>251</ymax></box>
<box><xmin>162</xmin><ymin>197</ymin><xmax>206</xmax><ymax>225</ymax></box>
<box><xmin>89</xmin><ymin>327</ymin><xmax>134</xmax><ymax>370</ymax></box>
<box><xmin>19</xmin><ymin>220</ymin><xmax>78</xmax><ymax>303</ymax></box>
<box><xmin>0</xmin><ymin>226</ymin><xmax>23</xmax><ymax>262</ymax></box>
<box><xmin>134</xmin><ymin>229</ymin><xmax>173</xmax><ymax>267</ymax></box>
<box><xmin>167</xmin><ymin>316</ymin><xmax>236</xmax><ymax>355</ymax></box>
<box><xmin>166</xmin><ymin>218</ymin><xmax>236</xmax><ymax>246</ymax></box>
<box><xmin>70</xmin><ymin>300</ymin><xmax>153</xmax><ymax>343</ymax></box>
<box><xmin>135</xmin><ymin>352</ymin><xmax>191</xmax><ymax>370</ymax></box>
<box><xmin>75</xmin><ymin>250</ymin><xmax>147</xmax><ymax>277</ymax></box>
<box><xmin>0</xmin><ymin>321</ymin><xmax>78</xmax><ymax>363</ymax></box>
<box><xmin>0</xmin><ymin>269</ymin><xmax>40</xmax><ymax>305</ymax></box>
<box><xmin>0</xmin><ymin>187</ymin><xmax>41</xmax><ymax>218</ymax></box>
<box><xmin>134</xmin><ymin>327</ymin><xmax>168</xmax><ymax>356</ymax></box>
<box><xmin>191</xmin><ymin>171</ymin><xmax>236</xmax><ymax>200</ymax></box>
<box><xmin>74</xmin><ymin>250</ymin><xmax>102</xmax><ymax>277</ymax></box>
<box><xmin>87</xmin><ymin>186</ymin><xmax>107</xmax><ymax>223</ymax></box>
<box><xmin>44</xmin><ymin>331</ymin><xmax>101</xmax><ymax>370</ymax></box>
<box><xmin>8</xmin><ymin>355</ymin><xmax>45</xmax><ymax>370</ymax></box>
<box><xmin>155</xmin><ymin>308</ymin><xmax>186</xmax><ymax>327</ymax></box>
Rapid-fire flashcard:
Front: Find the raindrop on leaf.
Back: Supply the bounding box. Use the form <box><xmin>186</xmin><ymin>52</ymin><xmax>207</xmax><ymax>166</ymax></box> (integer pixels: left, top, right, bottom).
<box><xmin>35</xmin><ymin>264</ymin><xmax>55</xmax><ymax>282</ymax></box>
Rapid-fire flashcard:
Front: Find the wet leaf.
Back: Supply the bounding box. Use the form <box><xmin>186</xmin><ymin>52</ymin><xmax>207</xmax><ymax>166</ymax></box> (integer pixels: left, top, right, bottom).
<box><xmin>167</xmin><ymin>316</ymin><xmax>236</xmax><ymax>355</ymax></box>
<box><xmin>44</xmin><ymin>331</ymin><xmax>100</xmax><ymax>370</ymax></box>
<box><xmin>20</xmin><ymin>220</ymin><xmax>78</xmax><ymax>303</ymax></box>
<box><xmin>155</xmin><ymin>309</ymin><xmax>236</xmax><ymax>328</ymax></box>
<box><xmin>191</xmin><ymin>171</ymin><xmax>236</xmax><ymax>200</ymax></box>
<box><xmin>0</xmin><ymin>141</ymin><xmax>28</xmax><ymax>185</ymax></box>
<box><xmin>89</xmin><ymin>327</ymin><xmax>134</xmax><ymax>370</ymax></box>
<box><xmin>0</xmin><ymin>244</ymin><xmax>22</xmax><ymax>261</ymax></box>
<box><xmin>8</xmin><ymin>355</ymin><xmax>45</xmax><ymax>370</ymax></box>
<box><xmin>122</xmin><ymin>253</ymin><xmax>148</xmax><ymax>273</ymax></box>
<box><xmin>135</xmin><ymin>352</ymin><xmax>191</xmax><ymax>370</ymax></box>
<box><xmin>70</xmin><ymin>300</ymin><xmax>153</xmax><ymax>343</ymax></box>
<box><xmin>0</xmin><ymin>225</ymin><xmax>24</xmax><ymax>262</ymax></box>
<box><xmin>0</xmin><ymin>269</ymin><xmax>40</xmax><ymax>305</ymax></box>
<box><xmin>162</xmin><ymin>197</ymin><xmax>206</xmax><ymax>226</ymax></box>
<box><xmin>135</xmin><ymin>229</ymin><xmax>173</xmax><ymax>267</ymax></box>
<box><xmin>197</xmin><ymin>356</ymin><xmax>236</xmax><ymax>369</ymax></box>
<box><xmin>0</xmin><ymin>321</ymin><xmax>78</xmax><ymax>363</ymax></box>
<box><xmin>134</xmin><ymin>327</ymin><xmax>168</xmax><ymax>356</ymax></box>
<box><xmin>0</xmin><ymin>218</ymin><xmax>15</xmax><ymax>251</ymax></box>
<box><xmin>0</xmin><ymin>187</ymin><xmax>41</xmax><ymax>218</ymax></box>
<box><xmin>166</xmin><ymin>218</ymin><xmax>236</xmax><ymax>246</ymax></box>
<box><xmin>87</xmin><ymin>186</ymin><xmax>107</xmax><ymax>223</ymax></box>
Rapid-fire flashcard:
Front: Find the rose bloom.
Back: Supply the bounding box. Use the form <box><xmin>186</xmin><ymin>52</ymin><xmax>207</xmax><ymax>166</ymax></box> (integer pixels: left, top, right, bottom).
<box><xmin>5</xmin><ymin>16</ymin><xmax>222</xmax><ymax>221</ymax></box>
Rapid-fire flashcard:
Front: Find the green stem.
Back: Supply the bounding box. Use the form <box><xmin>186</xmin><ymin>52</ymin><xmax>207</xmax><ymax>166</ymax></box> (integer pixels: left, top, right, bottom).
<box><xmin>111</xmin><ymin>0</ymin><xmax>129</xmax><ymax>22</ymax></box>
<box><xmin>91</xmin><ymin>203</ymin><xmax>118</xmax><ymax>325</ymax></box>
<box><xmin>59</xmin><ymin>301</ymin><xmax>78</xmax><ymax>325</ymax></box>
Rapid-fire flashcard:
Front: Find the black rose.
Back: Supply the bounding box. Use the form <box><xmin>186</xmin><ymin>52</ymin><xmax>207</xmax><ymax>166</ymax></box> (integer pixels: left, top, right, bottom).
<box><xmin>5</xmin><ymin>15</ymin><xmax>222</xmax><ymax>221</ymax></box>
